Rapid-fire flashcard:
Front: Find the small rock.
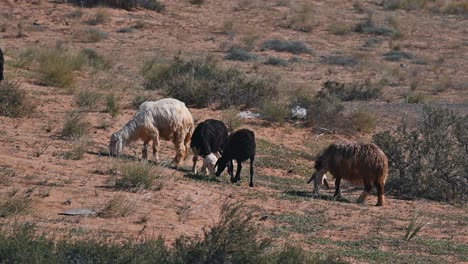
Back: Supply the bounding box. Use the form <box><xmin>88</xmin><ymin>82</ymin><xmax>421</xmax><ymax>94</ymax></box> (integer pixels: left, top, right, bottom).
<box><xmin>259</xmin><ymin>215</ymin><xmax>268</xmax><ymax>221</ymax></box>
<box><xmin>291</xmin><ymin>106</ymin><xmax>306</xmax><ymax>119</ymax></box>
<box><xmin>59</xmin><ymin>208</ymin><xmax>96</xmax><ymax>216</ymax></box>
<box><xmin>238</xmin><ymin>111</ymin><xmax>260</xmax><ymax>119</ymax></box>
<box><xmin>63</xmin><ymin>199</ymin><xmax>71</xmax><ymax>205</ymax></box>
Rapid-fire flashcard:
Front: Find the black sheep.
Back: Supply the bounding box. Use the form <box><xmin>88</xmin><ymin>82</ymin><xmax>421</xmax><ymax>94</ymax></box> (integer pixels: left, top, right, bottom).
<box><xmin>0</xmin><ymin>48</ymin><xmax>4</xmax><ymax>81</ymax></box>
<box><xmin>190</xmin><ymin>119</ymin><xmax>229</xmax><ymax>174</ymax></box>
<box><xmin>215</xmin><ymin>128</ymin><xmax>256</xmax><ymax>187</ymax></box>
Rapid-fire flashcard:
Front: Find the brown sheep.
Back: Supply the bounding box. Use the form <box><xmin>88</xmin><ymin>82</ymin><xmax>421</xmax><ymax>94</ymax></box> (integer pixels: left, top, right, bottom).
<box><xmin>307</xmin><ymin>142</ymin><xmax>388</xmax><ymax>206</ymax></box>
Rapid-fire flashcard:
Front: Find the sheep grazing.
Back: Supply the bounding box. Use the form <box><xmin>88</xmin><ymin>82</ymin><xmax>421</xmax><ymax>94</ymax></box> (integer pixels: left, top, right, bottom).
<box><xmin>307</xmin><ymin>142</ymin><xmax>388</xmax><ymax>206</ymax></box>
<box><xmin>109</xmin><ymin>98</ymin><xmax>194</xmax><ymax>168</ymax></box>
<box><xmin>0</xmin><ymin>48</ymin><xmax>4</xmax><ymax>81</ymax></box>
<box><xmin>190</xmin><ymin>119</ymin><xmax>229</xmax><ymax>174</ymax></box>
<box><xmin>215</xmin><ymin>129</ymin><xmax>256</xmax><ymax>187</ymax></box>
<box><xmin>200</xmin><ymin>153</ymin><xmax>218</xmax><ymax>176</ymax></box>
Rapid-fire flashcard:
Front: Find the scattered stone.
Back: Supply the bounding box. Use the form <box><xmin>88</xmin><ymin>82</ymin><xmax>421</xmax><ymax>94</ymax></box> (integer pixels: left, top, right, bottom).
<box><xmin>291</xmin><ymin>106</ymin><xmax>306</xmax><ymax>119</ymax></box>
<box><xmin>238</xmin><ymin>111</ymin><xmax>260</xmax><ymax>119</ymax></box>
<box><xmin>59</xmin><ymin>208</ymin><xmax>95</xmax><ymax>216</ymax></box>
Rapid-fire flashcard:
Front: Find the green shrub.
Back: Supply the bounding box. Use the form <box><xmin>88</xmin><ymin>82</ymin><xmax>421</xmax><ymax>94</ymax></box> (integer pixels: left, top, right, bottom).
<box><xmin>115</xmin><ymin>162</ymin><xmax>160</xmax><ymax>190</ymax></box>
<box><xmin>68</xmin><ymin>0</ymin><xmax>165</xmax><ymax>11</ymax></box>
<box><xmin>97</xmin><ymin>194</ymin><xmax>135</xmax><ymax>218</ymax></box>
<box><xmin>354</xmin><ymin>13</ymin><xmax>393</xmax><ymax>36</ymax></box>
<box><xmin>373</xmin><ymin>106</ymin><xmax>468</xmax><ymax>202</ymax></box>
<box><xmin>105</xmin><ymin>93</ymin><xmax>121</xmax><ymax>118</ymax></box>
<box><xmin>348</xmin><ymin>108</ymin><xmax>377</xmax><ymax>133</ymax></box>
<box><xmin>84</xmin><ymin>9</ymin><xmax>109</xmax><ymax>25</ymax></box>
<box><xmin>222</xmin><ymin>108</ymin><xmax>244</xmax><ymax>132</ymax></box>
<box><xmin>75</xmin><ymin>28</ymin><xmax>108</xmax><ymax>43</ymax></box>
<box><xmin>260</xmin><ymin>101</ymin><xmax>289</xmax><ymax>123</ymax></box>
<box><xmin>62</xmin><ymin>111</ymin><xmax>89</xmax><ymax>139</ymax></box>
<box><xmin>80</xmin><ymin>48</ymin><xmax>111</xmax><ymax>72</ymax></box>
<box><xmin>328</xmin><ymin>22</ymin><xmax>352</xmax><ymax>35</ymax></box>
<box><xmin>142</xmin><ymin>57</ymin><xmax>279</xmax><ymax>109</ymax></box>
<box><xmin>320</xmin><ymin>55</ymin><xmax>358</xmax><ymax>67</ymax></box>
<box><xmin>261</xmin><ymin>39</ymin><xmax>312</xmax><ymax>54</ymax></box>
<box><xmin>383</xmin><ymin>0</ymin><xmax>431</xmax><ymax>10</ymax></box>
<box><xmin>320</xmin><ymin>80</ymin><xmax>381</xmax><ymax>101</ymax></box>
<box><xmin>225</xmin><ymin>47</ymin><xmax>257</xmax><ymax>61</ymax></box>
<box><xmin>63</xmin><ymin>140</ymin><xmax>88</xmax><ymax>160</ymax></box>
<box><xmin>286</xmin><ymin>1</ymin><xmax>315</xmax><ymax>32</ymax></box>
<box><xmin>383</xmin><ymin>50</ymin><xmax>413</xmax><ymax>61</ymax></box>
<box><xmin>306</xmin><ymin>93</ymin><xmax>345</xmax><ymax>129</ymax></box>
<box><xmin>75</xmin><ymin>89</ymin><xmax>101</xmax><ymax>109</ymax></box>
<box><xmin>190</xmin><ymin>0</ymin><xmax>204</xmax><ymax>6</ymax></box>
<box><xmin>0</xmin><ymin>193</ymin><xmax>31</xmax><ymax>218</ymax></box>
<box><xmin>404</xmin><ymin>93</ymin><xmax>427</xmax><ymax>104</ymax></box>
<box><xmin>264</xmin><ymin>57</ymin><xmax>288</xmax><ymax>67</ymax></box>
<box><xmin>0</xmin><ymin>81</ymin><xmax>33</xmax><ymax>117</ymax></box>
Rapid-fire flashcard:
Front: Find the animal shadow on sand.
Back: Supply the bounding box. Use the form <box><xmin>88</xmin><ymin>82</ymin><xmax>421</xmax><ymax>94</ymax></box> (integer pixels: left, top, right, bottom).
<box><xmin>284</xmin><ymin>190</ymin><xmax>351</xmax><ymax>203</ymax></box>
<box><xmin>184</xmin><ymin>173</ymin><xmax>221</xmax><ymax>183</ymax></box>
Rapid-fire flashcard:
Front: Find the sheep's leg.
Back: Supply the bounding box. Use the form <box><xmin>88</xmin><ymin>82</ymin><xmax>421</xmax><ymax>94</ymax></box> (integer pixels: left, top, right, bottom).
<box><xmin>142</xmin><ymin>140</ymin><xmax>149</xmax><ymax>160</ymax></box>
<box><xmin>172</xmin><ymin>135</ymin><xmax>185</xmax><ymax>168</ymax></box>
<box><xmin>232</xmin><ymin>161</ymin><xmax>242</xmax><ymax>183</ymax></box>
<box><xmin>375</xmin><ymin>181</ymin><xmax>385</xmax><ymax>206</ymax></box>
<box><xmin>192</xmin><ymin>148</ymin><xmax>198</xmax><ymax>174</ymax></box>
<box><xmin>152</xmin><ymin>133</ymin><xmax>160</xmax><ymax>165</ymax></box>
<box><xmin>333</xmin><ymin>177</ymin><xmax>342</xmax><ymax>198</ymax></box>
<box><xmin>357</xmin><ymin>181</ymin><xmax>372</xmax><ymax>204</ymax></box>
<box><xmin>249</xmin><ymin>157</ymin><xmax>254</xmax><ymax>187</ymax></box>
<box><xmin>183</xmin><ymin>130</ymin><xmax>192</xmax><ymax>161</ymax></box>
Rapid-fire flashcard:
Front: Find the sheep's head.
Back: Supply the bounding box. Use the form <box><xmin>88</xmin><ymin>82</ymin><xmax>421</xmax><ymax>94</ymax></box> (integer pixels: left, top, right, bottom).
<box><xmin>307</xmin><ymin>157</ymin><xmax>330</xmax><ymax>194</ymax></box>
<box><xmin>215</xmin><ymin>156</ymin><xmax>233</xmax><ymax>177</ymax></box>
<box><xmin>109</xmin><ymin>133</ymin><xmax>123</xmax><ymax>157</ymax></box>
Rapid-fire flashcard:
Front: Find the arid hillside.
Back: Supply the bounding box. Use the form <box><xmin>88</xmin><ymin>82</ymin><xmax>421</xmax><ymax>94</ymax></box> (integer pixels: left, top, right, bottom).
<box><xmin>0</xmin><ymin>0</ymin><xmax>467</xmax><ymax>263</ymax></box>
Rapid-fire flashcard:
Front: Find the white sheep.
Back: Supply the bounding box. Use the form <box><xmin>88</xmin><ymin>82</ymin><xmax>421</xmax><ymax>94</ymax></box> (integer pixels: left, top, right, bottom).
<box><xmin>109</xmin><ymin>98</ymin><xmax>194</xmax><ymax>168</ymax></box>
<box><xmin>200</xmin><ymin>153</ymin><xmax>218</xmax><ymax>176</ymax></box>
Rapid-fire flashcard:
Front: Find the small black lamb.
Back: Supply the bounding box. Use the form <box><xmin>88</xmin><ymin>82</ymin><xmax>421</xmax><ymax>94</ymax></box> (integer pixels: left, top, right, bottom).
<box><xmin>215</xmin><ymin>128</ymin><xmax>256</xmax><ymax>187</ymax></box>
<box><xmin>190</xmin><ymin>119</ymin><xmax>229</xmax><ymax>174</ymax></box>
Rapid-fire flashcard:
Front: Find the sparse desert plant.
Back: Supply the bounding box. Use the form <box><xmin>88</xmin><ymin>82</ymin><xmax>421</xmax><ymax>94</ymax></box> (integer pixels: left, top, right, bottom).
<box><xmin>383</xmin><ymin>0</ymin><xmax>431</xmax><ymax>10</ymax></box>
<box><xmin>97</xmin><ymin>194</ymin><xmax>134</xmax><ymax>218</ymax></box>
<box><xmin>0</xmin><ymin>193</ymin><xmax>31</xmax><ymax>218</ymax></box>
<box><xmin>404</xmin><ymin>93</ymin><xmax>427</xmax><ymax>104</ymax></box>
<box><xmin>139</xmin><ymin>0</ymin><xmax>165</xmax><ymax>12</ymax></box>
<box><xmin>62</xmin><ymin>111</ymin><xmax>89</xmax><ymax>139</ymax></box>
<box><xmin>222</xmin><ymin>19</ymin><xmax>237</xmax><ymax>36</ymax></box>
<box><xmin>320</xmin><ymin>55</ymin><xmax>358</xmax><ymax>67</ymax></box>
<box><xmin>117</xmin><ymin>27</ymin><xmax>134</xmax><ymax>33</ymax></box>
<box><xmin>75</xmin><ymin>28</ymin><xmax>108</xmax><ymax>43</ymax></box>
<box><xmin>0</xmin><ymin>81</ymin><xmax>33</xmax><ymax>117</ymax></box>
<box><xmin>75</xmin><ymin>89</ymin><xmax>101</xmax><ymax>109</ymax></box>
<box><xmin>373</xmin><ymin>106</ymin><xmax>468</xmax><ymax>202</ymax></box>
<box><xmin>225</xmin><ymin>47</ymin><xmax>257</xmax><ymax>61</ymax></box>
<box><xmin>354</xmin><ymin>12</ymin><xmax>393</xmax><ymax>36</ymax></box>
<box><xmin>261</xmin><ymin>39</ymin><xmax>312</xmax><ymax>54</ymax></box>
<box><xmin>68</xmin><ymin>0</ymin><xmax>165</xmax><ymax>11</ymax></box>
<box><xmin>286</xmin><ymin>1</ymin><xmax>315</xmax><ymax>32</ymax></box>
<box><xmin>383</xmin><ymin>50</ymin><xmax>413</xmax><ymax>61</ymax></box>
<box><xmin>320</xmin><ymin>80</ymin><xmax>382</xmax><ymax>101</ymax></box>
<box><xmin>306</xmin><ymin>93</ymin><xmax>345</xmax><ymax>129</ymax></box>
<box><xmin>114</xmin><ymin>162</ymin><xmax>160</xmax><ymax>190</ymax></box>
<box><xmin>142</xmin><ymin>57</ymin><xmax>279</xmax><ymax>109</ymax></box>
<box><xmin>63</xmin><ymin>140</ymin><xmax>89</xmax><ymax>160</ymax></box>
<box><xmin>348</xmin><ymin>108</ymin><xmax>377</xmax><ymax>133</ymax></box>
<box><xmin>80</xmin><ymin>48</ymin><xmax>111</xmax><ymax>72</ymax></box>
<box><xmin>105</xmin><ymin>93</ymin><xmax>121</xmax><ymax>118</ymax></box>
<box><xmin>84</xmin><ymin>9</ymin><xmax>109</xmax><ymax>25</ymax></box>
<box><xmin>440</xmin><ymin>1</ymin><xmax>468</xmax><ymax>15</ymax></box>
<box><xmin>264</xmin><ymin>57</ymin><xmax>288</xmax><ymax>67</ymax></box>
<box><xmin>133</xmin><ymin>20</ymin><xmax>146</xmax><ymax>29</ymax></box>
<box><xmin>222</xmin><ymin>108</ymin><xmax>244</xmax><ymax>132</ymax></box>
<box><xmin>328</xmin><ymin>22</ymin><xmax>351</xmax><ymax>35</ymax></box>
<box><xmin>404</xmin><ymin>212</ymin><xmax>429</xmax><ymax>241</ymax></box>
<box><xmin>260</xmin><ymin>100</ymin><xmax>289</xmax><ymax>123</ymax></box>
<box><xmin>190</xmin><ymin>0</ymin><xmax>204</xmax><ymax>6</ymax></box>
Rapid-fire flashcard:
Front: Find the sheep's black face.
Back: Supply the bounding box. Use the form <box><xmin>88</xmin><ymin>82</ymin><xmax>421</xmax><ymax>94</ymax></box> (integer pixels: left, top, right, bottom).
<box><xmin>215</xmin><ymin>157</ymin><xmax>230</xmax><ymax>177</ymax></box>
<box><xmin>109</xmin><ymin>134</ymin><xmax>123</xmax><ymax>157</ymax></box>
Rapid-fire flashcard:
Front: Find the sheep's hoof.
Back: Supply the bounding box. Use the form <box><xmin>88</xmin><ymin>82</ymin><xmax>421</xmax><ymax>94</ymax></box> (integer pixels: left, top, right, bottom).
<box><xmin>249</xmin><ymin>183</ymin><xmax>254</xmax><ymax>187</ymax></box>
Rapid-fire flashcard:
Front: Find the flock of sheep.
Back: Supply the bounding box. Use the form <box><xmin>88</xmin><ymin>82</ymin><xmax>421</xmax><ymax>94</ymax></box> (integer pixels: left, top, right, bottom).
<box><xmin>109</xmin><ymin>98</ymin><xmax>389</xmax><ymax>206</ymax></box>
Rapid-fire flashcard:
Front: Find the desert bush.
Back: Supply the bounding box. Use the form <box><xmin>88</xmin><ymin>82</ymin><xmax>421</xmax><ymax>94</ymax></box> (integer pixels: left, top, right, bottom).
<box><xmin>80</xmin><ymin>48</ymin><xmax>111</xmax><ymax>72</ymax></box>
<box><xmin>63</xmin><ymin>140</ymin><xmax>88</xmax><ymax>160</ymax></box>
<box><xmin>75</xmin><ymin>28</ymin><xmax>108</xmax><ymax>43</ymax></box>
<box><xmin>354</xmin><ymin>13</ymin><xmax>393</xmax><ymax>36</ymax></box>
<box><xmin>383</xmin><ymin>0</ymin><xmax>430</xmax><ymax>10</ymax></box>
<box><xmin>97</xmin><ymin>194</ymin><xmax>135</xmax><ymax>218</ymax></box>
<box><xmin>383</xmin><ymin>50</ymin><xmax>413</xmax><ymax>61</ymax></box>
<box><xmin>114</xmin><ymin>162</ymin><xmax>160</xmax><ymax>190</ymax></box>
<box><xmin>190</xmin><ymin>0</ymin><xmax>204</xmax><ymax>6</ymax></box>
<box><xmin>286</xmin><ymin>1</ymin><xmax>315</xmax><ymax>32</ymax></box>
<box><xmin>84</xmin><ymin>9</ymin><xmax>109</xmax><ymax>25</ymax></box>
<box><xmin>222</xmin><ymin>108</ymin><xmax>244</xmax><ymax>132</ymax></box>
<box><xmin>320</xmin><ymin>55</ymin><xmax>358</xmax><ymax>67</ymax></box>
<box><xmin>68</xmin><ymin>0</ymin><xmax>165</xmax><ymax>11</ymax></box>
<box><xmin>260</xmin><ymin>101</ymin><xmax>289</xmax><ymax>123</ymax></box>
<box><xmin>348</xmin><ymin>108</ymin><xmax>377</xmax><ymax>133</ymax></box>
<box><xmin>0</xmin><ymin>193</ymin><xmax>31</xmax><ymax>218</ymax></box>
<box><xmin>264</xmin><ymin>57</ymin><xmax>288</xmax><ymax>67</ymax></box>
<box><xmin>117</xmin><ymin>27</ymin><xmax>134</xmax><ymax>33</ymax></box>
<box><xmin>0</xmin><ymin>203</ymin><xmax>323</xmax><ymax>263</ymax></box>
<box><xmin>75</xmin><ymin>89</ymin><xmax>101</xmax><ymax>109</ymax></box>
<box><xmin>261</xmin><ymin>39</ymin><xmax>312</xmax><ymax>54</ymax></box>
<box><xmin>319</xmin><ymin>80</ymin><xmax>381</xmax><ymax>101</ymax></box>
<box><xmin>141</xmin><ymin>57</ymin><xmax>279</xmax><ymax>109</ymax></box>
<box><xmin>328</xmin><ymin>22</ymin><xmax>352</xmax><ymax>35</ymax></box>
<box><xmin>225</xmin><ymin>47</ymin><xmax>257</xmax><ymax>61</ymax></box>
<box><xmin>0</xmin><ymin>81</ymin><xmax>33</xmax><ymax>117</ymax></box>
<box><xmin>404</xmin><ymin>93</ymin><xmax>427</xmax><ymax>104</ymax></box>
<box><xmin>440</xmin><ymin>1</ymin><xmax>468</xmax><ymax>15</ymax></box>
<box><xmin>105</xmin><ymin>93</ymin><xmax>121</xmax><ymax>118</ymax></box>
<box><xmin>373</xmin><ymin>106</ymin><xmax>468</xmax><ymax>202</ymax></box>
<box><xmin>62</xmin><ymin>111</ymin><xmax>89</xmax><ymax>139</ymax></box>
<box><xmin>306</xmin><ymin>93</ymin><xmax>345</xmax><ymax>129</ymax></box>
